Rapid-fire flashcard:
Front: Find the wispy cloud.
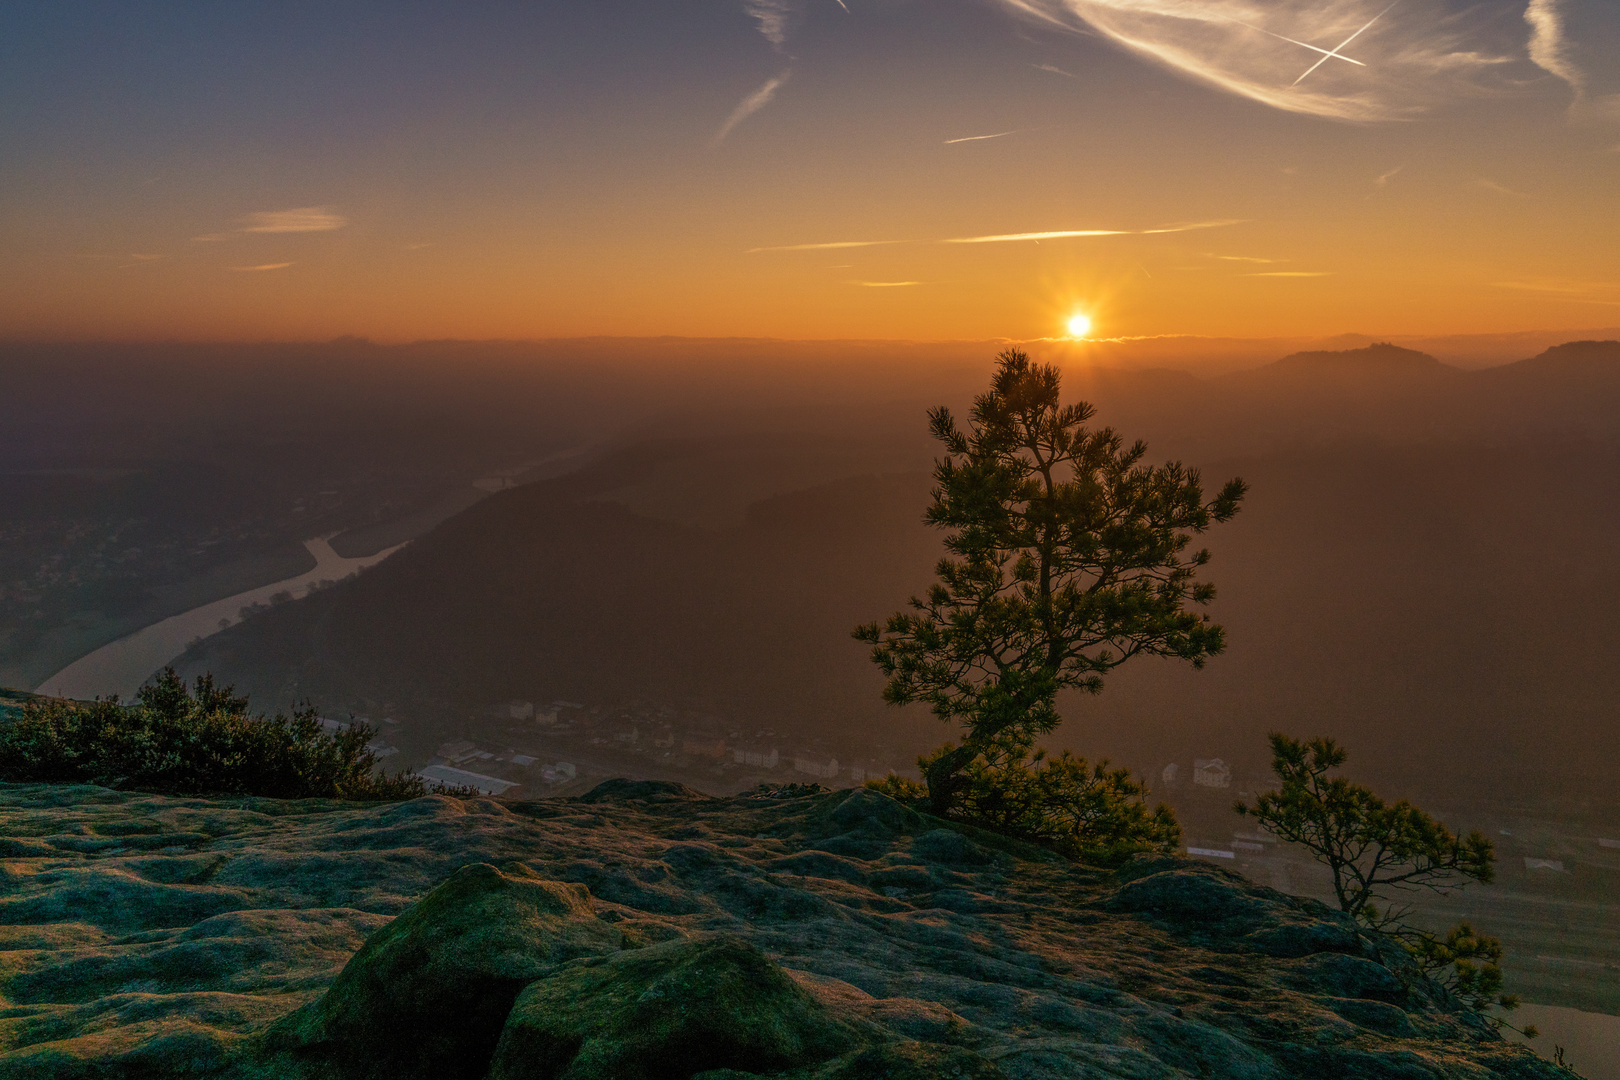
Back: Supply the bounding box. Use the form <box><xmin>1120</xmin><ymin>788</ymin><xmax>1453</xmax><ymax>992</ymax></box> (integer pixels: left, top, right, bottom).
<box><xmin>240</xmin><ymin>207</ymin><xmax>347</xmax><ymax>233</ymax></box>
<box><xmin>945</xmin><ymin>130</ymin><xmax>1017</xmax><ymax>144</ymax></box>
<box><xmin>945</xmin><ymin>229</ymin><xmax>1128</xmax><ymax>244</ymax></box>
<box><xmin>1032</xmin><ymin>62</ymin><xmax>1076</xmax><ymax>77</ymax></box>
<box><xmin>748</xmin><ymin>238</ymin><xmax>904</xmax><ymax>252</ymax></box>
<box><xmin>1524</xmin><ymin>0</ymin><xmax>1582</xmax><ymax>97</ymax></box>
<box><xmin>745</xmin><ymin>0</ymin><xmax>793</xmax><ymax>48</ymax></box>
<box><xmin>1375</xmin><ymin>165</ymin><xmax>1404</xmax><ymax>185</ymax></box>
<box><xmin>190</xmin><ymin>233</ymin><xmax>229</xmax><ymax>244</ymax></box>
<box><xmin>996</xmin><ymin>0</ymin><xmax>1526</xmax><ymax>122</ymax></box>
<box><xmin>1212</xmin><ymin>254</ymin><xmax>1279</xmax><ymax>263</ymax></box>
<box><xmin>753</xmin><ymin>218</ymin><xmax>1242</xmax><ymax>251</ymax></box>
<box><xmin>714</xmin><ymin>70</ymin><xmax>791</xmax><ymax>144</ymax></box>
<box><xmin>230</xmin><ymin>262</ymin><xmax>294</xmax><ymax>272</ymax></box>
<box><xmin>1140</xmin><ymin>219</ymin><xmax>1246</xmax><ymax>234</ymax></box>
<box><xmin>1247</xmin><ymin>270</ymin><xmax>1333</xmax><ymax>277</ymax></box>
<box><xmin>851</xmin><ymin>280</ymin><xmax>922</xmax><ymax>287</ymax></box>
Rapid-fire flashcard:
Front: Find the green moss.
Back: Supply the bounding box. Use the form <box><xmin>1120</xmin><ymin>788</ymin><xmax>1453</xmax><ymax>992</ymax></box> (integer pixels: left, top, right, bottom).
<box><xmin>263</xmin><ymin>862</ymin><xmax>621</xmax><ymax>1080</ymax></box>
<box><xmin>488</xmin><ymin>937</ymin><xmax>854</xmax><ymax>1080</ymax></box>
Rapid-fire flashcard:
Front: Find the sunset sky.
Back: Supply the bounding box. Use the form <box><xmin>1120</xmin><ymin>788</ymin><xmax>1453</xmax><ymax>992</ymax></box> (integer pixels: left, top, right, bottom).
<box><xmin>3</xmin><ymin>0</ymin><xmax>1617</xmax><ymax>343</ymax></box>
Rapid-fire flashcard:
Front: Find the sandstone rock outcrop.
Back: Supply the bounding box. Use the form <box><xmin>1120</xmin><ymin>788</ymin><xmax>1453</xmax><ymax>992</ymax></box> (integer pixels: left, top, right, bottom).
<box><xmin>0</xmin><ymin>781</ymin><xmax>1566</xmax><ymax>1079</ymax></box>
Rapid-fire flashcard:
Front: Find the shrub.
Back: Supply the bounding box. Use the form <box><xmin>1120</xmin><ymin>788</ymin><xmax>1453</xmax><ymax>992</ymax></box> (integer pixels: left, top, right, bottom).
<box><xmin>0</xmin><ymin>669</ymin><xmax>451</xmax><ymax>800</ymax></box>
<box><xmin>1237</xmin><ymin>734</ymin><xmax>1520</xmax><ymax>1026</ymax></box>
<box><xmin>869</xmin><ymin>731</ymin><xmax>1180</xmax><ymax>866</ymax></box>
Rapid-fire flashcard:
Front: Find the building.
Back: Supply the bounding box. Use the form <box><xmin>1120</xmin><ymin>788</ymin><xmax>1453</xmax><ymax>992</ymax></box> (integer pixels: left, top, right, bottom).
<box><xmin>508</xmin><ymin>700</ymin><xmax>535</xmax><ymax>721</ymax></box>
<box><xmin>682</xmin><ymin>735</ymin><xmax>727</xmax><ymax>760</ymax></box>
<box><xmin>794</xmin><ymin>754</ymin><xmax>839</xmax><ymax>780</ymax></box>
<box><xmin>1161</xmin><ymin>763</ymin><xmax>1180</xmax><ymax>787</ymax></box>
<box><xmin>1193</xmin><ymin>758</ymin><xmax>1231</xmax><ymax>789</ymax></box>
<box><xmin>733</xmin><ymin>745</ymin><xmax>779</xmax><ymax>768</ymax></box>
<box><xmin>418</xmin><ymin>765</ymin><xmax>518</xmax><ymax>796</ymax></box>
<box><xmin>435</xmin><ymin>740</ymin><xmax>479</xmax><ymax>764</ymax></box>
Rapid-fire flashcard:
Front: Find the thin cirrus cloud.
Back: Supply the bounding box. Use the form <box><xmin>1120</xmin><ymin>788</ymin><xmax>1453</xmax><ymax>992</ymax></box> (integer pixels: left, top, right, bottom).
<box><xmin>1524</xmin><ymin>0</ymin><xmax>1582</xmax><ymax>95</ymax></box>
<box><xmin>945</xmin><ymin>130</ymin><xmax>1018</xmax><ymax>144</ymax></box>
<box><xmin>993</xmin><ymin>0</ymin><xmax>1530</xmax><ymax>122</ymax></box>
<box><xmin>945</xmin><ymin>229</ymin><xmax>1128</xmax><ymax>243</ymax></box>
<box><xmin>229</xmin><ymin>263</ymin><xmax>294</xmax><ymax>272</ymax></box>
<box><xmin>749</xmin><ymin>218</ymin><xmax>1241</xmax><ymax>252</ymax></box>
<box><xmin>239</xmin><ymin>207</ymin><xmax>348</xmax><ymax>233</ymax></box>
<box><xmin>744</xmin><ymin>0</ymin><xmax>793</xmax><ymax>48</ymax></box>
<box><xmin>713</xmin><ymin>70</ymin><xmax>792</xmax><ymax>144</ymax></box>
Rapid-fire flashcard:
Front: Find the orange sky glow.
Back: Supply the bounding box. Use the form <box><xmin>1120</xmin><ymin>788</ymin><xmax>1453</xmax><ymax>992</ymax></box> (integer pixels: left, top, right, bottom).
<box><xmin>2</xmin><ymin>2</ymin><xmax>1616</xmax><ymax>344</ymax></box>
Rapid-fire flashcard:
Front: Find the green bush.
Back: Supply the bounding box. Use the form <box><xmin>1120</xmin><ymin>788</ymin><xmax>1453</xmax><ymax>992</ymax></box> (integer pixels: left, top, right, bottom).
<box><xmin>870</xmin><ymin>731</ymin><xmax>1180</xmax><ymax>866</ymax></box>
<box><xmin>0</xmin><ymin>669</ymin><xmax>446</xmax><ymax>800</ymax></box>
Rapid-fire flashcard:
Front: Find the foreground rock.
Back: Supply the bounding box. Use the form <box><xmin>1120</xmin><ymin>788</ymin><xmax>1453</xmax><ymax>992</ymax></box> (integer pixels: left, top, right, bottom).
<box><xmin>0</xmin><ymin>780</ymin><xmax>1563</xmax><ymax>1078</ymax></box>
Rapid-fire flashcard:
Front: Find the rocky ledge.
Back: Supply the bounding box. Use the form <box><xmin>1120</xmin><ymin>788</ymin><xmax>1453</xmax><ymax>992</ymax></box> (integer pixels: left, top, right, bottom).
<box><xmin>0</xmin><ymin>779</ymin><xmax>1562</xmax><ymax>1079</ymax></box>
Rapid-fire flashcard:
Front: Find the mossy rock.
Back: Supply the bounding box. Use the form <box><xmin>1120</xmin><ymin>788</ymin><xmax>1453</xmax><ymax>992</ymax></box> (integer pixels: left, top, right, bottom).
<box><xmin>262</xmin><ymin>861</ymin><xmax>621</xmax><ymax>1080</ymax></box>
<box><xmin>813</xmin><ymin>1041</ymin><xmax>1005</xmax><ymax>1080</ymax></box>
<box><xmin>487</xmin><ymin>937</ymin><xmax>856</xmax><ymax>1080</ymax></box>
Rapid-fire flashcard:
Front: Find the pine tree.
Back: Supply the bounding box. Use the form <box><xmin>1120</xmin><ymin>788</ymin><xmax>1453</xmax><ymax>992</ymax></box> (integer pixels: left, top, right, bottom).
<box><xmin>855</xmin><ymin>349</ymin><xmax>1244</xmax><ymax>854</ymax></box>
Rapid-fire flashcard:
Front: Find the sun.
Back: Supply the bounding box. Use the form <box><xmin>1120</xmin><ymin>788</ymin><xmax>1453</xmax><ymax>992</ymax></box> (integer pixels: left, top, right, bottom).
<box><xmin>1066</xmin><ymin>313</ymin><xmax>1092</xmax><ymax>338</ymax></box>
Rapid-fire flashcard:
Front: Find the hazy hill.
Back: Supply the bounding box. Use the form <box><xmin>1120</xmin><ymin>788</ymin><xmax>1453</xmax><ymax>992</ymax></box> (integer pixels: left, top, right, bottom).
<box><xmin>1247</xmin><ymin>343</ymin><xmax>1456</xmax><ymax>380</ymax></box>
<box><xmin>173</xmin><ymin>342</ymin><xmax>1620</xmax><ymax>806</ymax></box>
<box><xmin>1500</xmin><ymin>339</ymin><xmax>1620</xmax><ymax>374</ymax></box>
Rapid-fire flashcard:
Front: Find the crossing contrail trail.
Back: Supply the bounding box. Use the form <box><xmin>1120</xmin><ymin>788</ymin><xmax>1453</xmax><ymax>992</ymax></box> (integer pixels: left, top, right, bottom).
<box><xmin>1230</xmin><ymin>19</ymin><xmax>1366</xmax><ymax>68</ymax></box>
<box><xmin>1292</xmin><ymin>1</ymin><xmax>1400</xmax><ymax>86</ymax></box>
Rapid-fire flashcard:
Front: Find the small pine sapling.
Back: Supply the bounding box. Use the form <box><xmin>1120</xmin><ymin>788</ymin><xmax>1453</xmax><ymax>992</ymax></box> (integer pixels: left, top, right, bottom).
<box><xmin>1237</xmin><ymin>734</ymin><xmax>1521</xmax><ymax>1025</ymax></box>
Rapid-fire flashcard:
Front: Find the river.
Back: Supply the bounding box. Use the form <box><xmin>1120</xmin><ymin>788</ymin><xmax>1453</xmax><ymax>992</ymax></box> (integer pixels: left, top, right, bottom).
<box><xmin>34</xmin><ymin>537</ymin><xmax>403</xmax><ymax>700</ymax></box>
<box><xmin>1506</xmin><ymin>1003</ymin><xmax>1620</xmax><ymax>1078</ymax></box>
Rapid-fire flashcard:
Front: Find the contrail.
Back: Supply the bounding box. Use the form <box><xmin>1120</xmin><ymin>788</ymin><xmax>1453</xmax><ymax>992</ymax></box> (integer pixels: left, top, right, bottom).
<box><xmin>1230</xmin><ymin>19</ymin><xmax>1366</xmax><ymax>68</ymax></box>
<box><xmin>944</xmin><ymin>130</ymin><xmax>1016</xmax><ymax>144</ymax></box>
<box><xmin>713</xmin><ymin>70</ymin><xmax>791</xmax><ymax>145</ymax></box>
<box><xmin>1293</xmin><ymin>1</ymin><xmax>1400</xmax><ymax>86</ymax></box>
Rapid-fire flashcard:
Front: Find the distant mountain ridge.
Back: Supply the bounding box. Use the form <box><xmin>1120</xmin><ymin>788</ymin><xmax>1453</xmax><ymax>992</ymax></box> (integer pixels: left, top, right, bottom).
<box><xmin>1495</xmin><ymin>339</ymin><xmax>1620</xmax><ymax>373</ymax></box>
<box><xmin>1245</xmin><ymin>342</ymin><xmax>1455</xmax><ymax>379</ymax></box>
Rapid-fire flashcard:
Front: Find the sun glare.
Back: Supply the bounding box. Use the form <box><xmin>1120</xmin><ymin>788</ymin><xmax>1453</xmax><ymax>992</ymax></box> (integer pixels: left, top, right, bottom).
<box><xmin>1066</xmin><ymin>313</ymin><xmax>1092</xmax><ymax>338</ymax></box>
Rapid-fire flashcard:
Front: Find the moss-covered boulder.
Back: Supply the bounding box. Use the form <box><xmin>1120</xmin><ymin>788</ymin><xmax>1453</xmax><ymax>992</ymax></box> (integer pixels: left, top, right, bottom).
<box><xmin>487</xmin><ymin>937</ymin><xmax>856</xmax><ymax>1080</ymax></box>
<box><xmin>263</xmin><ymin>861</ymin><xmax>621</xmax><ymax>1080</ymax></box>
